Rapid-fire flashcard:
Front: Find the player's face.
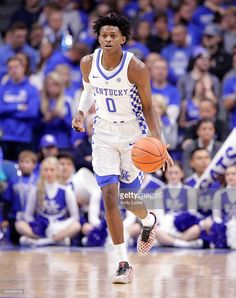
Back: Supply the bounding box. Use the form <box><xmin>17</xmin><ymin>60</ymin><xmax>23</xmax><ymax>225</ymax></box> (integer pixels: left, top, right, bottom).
<box><xmin>98</xmin><ymin>26</ymin><xmax>126</xmax><ymax>52</ymax></box>
<box><xmin>191</xmin><ymin>150</ymin><xmax>211</xmax><ymax>175</ymax></box>
<box><xmin>42</xmin><ymin>163</ymin><xmax>58</xmax><ymax>183</ymax></box>
<box><xmin>225</xmin><ymin>166</ymin><xmax>236</xmax><ymax>187</ymax></box>
<box><xmin>165</xmin><ymin>165</ymin><xmax>183</xmax><ymax>185</ymax></box>
<box><xmin>59</xmin><ymin>158</ymin><xmax>74</xmax><ymax>180</ymax></box>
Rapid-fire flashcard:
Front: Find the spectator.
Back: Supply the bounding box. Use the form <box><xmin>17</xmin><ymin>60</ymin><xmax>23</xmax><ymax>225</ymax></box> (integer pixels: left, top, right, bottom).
<box><xmin>183</xmin><ymin>99</ymin><xmax>229</xmax><ymax>144</ymax></box>
<box><xmin>9</xmin><ymin>0</ymin><xmax>42</xmax><ymax>30</ymax></box>
<box><xmin>124</xmin><ymin>34</ymin><xmax>150</xmax><ymax>61</ymax></box>
<box><xmin>1</xmin><ymin>52</ymin><xmax>31</xmax><ymax>84</ymax></box>
<box><xmin>38</xmin><ymin>134</ymin><xmax>59</xmax><ymax>164</ymax></box>
<box><xmin>184</xmin><ymin>147</ymin><xmax>212</xmax><ymax>187</ymax></box>
<box><xmin>152</xmin><ymin>0</ymin><xmax>174</xmax><ymax>29</ymax></box>
<box><xmin>161</xmin><ymin>24</ymin><xmax>193</xmax><ymax>81</ymax></box>
<box><xmin>43</xmin><ymin>6</ymin><xmax>72</xmax><ymax>50</ymax></box>
<box><xmin>155</xmin><ymin>163</ymin><xmax>202</xmax><ymax>248</ymax></box>
<box><xmin>201</xmin><ymin>23</ymin><xmax>232</xmax><ymax>79</ymax></box>
<box><xmin>144</xmin><ymin>52</ymin><xmax>161</xmax><ymax>73</ymax></box>
<box><xmin>178</xmin><ymin>46</ymin><xmax>220</xmax><ymax>100</ymax></box>
<box><xmin>174</xmin><ymin>1</ymin><xmax>201</xmax><ymax>47</ymax></box>
<box><xmin>45</xmin><ymin>42</ymin><xmax>89</xmax><ymax>89</ymax></box>
<box><xmin>58</xmin><ymin>151</ymin><xmax>103</xmax><ymax>246</ymax></box>
<box><xmin>191</xmin><ymin>0</ymin><xmax>225</xmax><ymax>33</ymax></box>
<box><xmin>73</xmin><ymin>113</ymin><xmax>94</xmax><ymax>172</ymax></box>
<box><xmin>221</xmin><ymin>7</ymin><xmax>236</xmax><ymax>54</ymax></box>
<box><xmin>39</xmin><ymin>71</ymin><xmax>72</xmax><ymax>150</ymax></box>
<box><xmin>55</xmin><ymin>64</ymin><xmax>81</xmax><ymax>116</ymax></box>
<box><xmin>51</xmin><ymin>0</ymin><xmax>84</xmax><ymax>37</ymax></box>
<box><xmin>189</xmin><ymin>164</ymin><xmax>236</xmax><ymax>250</ymax></box>
<box><xmin>0</xmin><ymin>57</ymin><xmax>40</xmax><ymax>161</ymax></box>
<box><xmin>78</xmin><ymin>12</ymin><xmax>98</xmax><ymax>51</ymax></box>
<box><xmin>16</xmin><ymin>156</ymin><xmax>80</xmax><ymax>247</ymax></box>
<box><xmin>223</xmin><ymin>48</ymin><xmax>236</xmax><ymax>83</ymax></box>
<box><xmin>3</xmin><ymin>150</ymin><xmax>38</xmax><ymax>244</ymax></box>
<box><xmin>133</xmin><ymin>20</ymin><xmax>152</xmax><ymax>48</ymax></box>
<box><xmin>29</xmin><ymin>23</ymin><xmax>44</xmax><ymax>51</ymax></box>
<box><xmin>179</xmin><ymin>78</ymin><xmax>217</xmax><ymax>129</ymax></box>
<box><xmin>205</xmin><ymin>165</ymin><xmax>236</xmax><ymax>249</ymax></box>
<box><xmin>222</xmin><ymin>73</ymin><xmax>236</xmax><ymax>129</ymax></box>
<box><xmin>150</xmin><ymin>58</ymin><xmax>181</xmax><ymax>126</ymax></box>
<box><xmin>0</xmin><ymin>23</ymin><xmax>38</xmax><ymax>80</ymax></box>
<box><xmin>182</xmin><ymin>118</ymin><xmax>222</xmax><ymax>177</ymax></box>
<box><xmin>152</xmin><ymin>94</ymin><xmax>178</xmax><ymax>150</ymax></box>
<box><xmin>30</xmin><ymin>39</ymin><xmax>54</xmax><ymax>90</ymax></box>
<box><xmin>147</xmin><ymin>12</ymin><xmax>171</xmax><ymax>53</ymax></box>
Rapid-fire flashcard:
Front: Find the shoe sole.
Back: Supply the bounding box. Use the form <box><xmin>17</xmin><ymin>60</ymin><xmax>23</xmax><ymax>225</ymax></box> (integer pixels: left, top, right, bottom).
<box><xmin>112</xmin><ymin>268</ymin><xmax>133</xmax><ymax>284</ymax></box>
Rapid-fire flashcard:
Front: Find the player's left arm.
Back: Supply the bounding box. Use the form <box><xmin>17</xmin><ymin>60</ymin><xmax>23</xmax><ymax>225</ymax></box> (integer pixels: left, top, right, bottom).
<box><xmin>128</xmin><ymin>57</ymin><xmax>174</xmax><ymax>168</ymax></box>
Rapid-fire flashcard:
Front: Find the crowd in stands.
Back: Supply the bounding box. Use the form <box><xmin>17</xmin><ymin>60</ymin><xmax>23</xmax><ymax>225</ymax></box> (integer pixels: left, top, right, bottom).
<box><xmin>1</xmin><ymin>0</ymin><xmax>236</xmax><ymax>249</ymax></box>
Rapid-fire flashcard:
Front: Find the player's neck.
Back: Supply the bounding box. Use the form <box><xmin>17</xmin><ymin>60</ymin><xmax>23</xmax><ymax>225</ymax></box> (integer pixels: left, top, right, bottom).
<box><xmin>101</xmin><ymin>50</ymin><xmax>123</xmax><ymax>71</ymax></box>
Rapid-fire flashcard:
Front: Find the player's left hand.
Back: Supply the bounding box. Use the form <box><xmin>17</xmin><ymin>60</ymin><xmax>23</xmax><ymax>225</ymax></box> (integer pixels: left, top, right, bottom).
<box><xmin>163</xmin><ymin>144</ymin><xmax>174</xmax><ymax>171</ymax></box>
<box><xmin>72</xmin><ymin>111</ymin><xmax>85</xmax><ymax>132</ymax></box>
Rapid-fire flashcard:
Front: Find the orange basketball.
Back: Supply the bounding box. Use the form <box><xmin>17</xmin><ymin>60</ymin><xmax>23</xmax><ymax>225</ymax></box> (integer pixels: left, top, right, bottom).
<box><xmin>131</xmin><ymin>137</ymin><xmax>167</xmax><ymax>173</ymax></box>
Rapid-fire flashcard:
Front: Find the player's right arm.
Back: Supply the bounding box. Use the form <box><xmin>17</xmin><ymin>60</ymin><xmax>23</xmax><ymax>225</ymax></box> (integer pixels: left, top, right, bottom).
<box><xmin>72</xmin><ymin>55</ymin><xmax>93</xmax><ymax>132</ymax></box>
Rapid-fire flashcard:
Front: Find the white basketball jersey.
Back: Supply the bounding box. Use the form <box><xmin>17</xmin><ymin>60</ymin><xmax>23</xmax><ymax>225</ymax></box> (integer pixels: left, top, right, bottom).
<box><xmin>89</xmin><ymin>48</ymin><xmax>147</xmax><ymax>133</ymax></box>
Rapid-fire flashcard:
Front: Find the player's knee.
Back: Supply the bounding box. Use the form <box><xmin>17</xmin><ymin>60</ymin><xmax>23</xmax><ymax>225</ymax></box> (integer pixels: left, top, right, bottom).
<box><xmin>102</xmin><ymin>185</ymin><xmax>118</xmax><ymax>210</ymax></box>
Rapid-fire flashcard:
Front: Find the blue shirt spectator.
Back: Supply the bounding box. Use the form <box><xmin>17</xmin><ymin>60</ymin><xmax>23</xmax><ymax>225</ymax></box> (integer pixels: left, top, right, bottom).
<box><xmin>45</xmin><ymin>43</ymin><xmax>89</xmax><ymax>89</ymax></box>
<box><xmin>222</xmin><ymin>75</ymin><xmax>236</xmax><ymax>128</ymax></box>
<box><xmin>39</xmin><ymin>72</ymin><xmax>72</xmax><ymax>149</ymax></box>
<box><xmin>0</xmin><ymin>57</ymin><xmax>40</xmax><ymax>161</ymax></box>
<box><xmin>0</xmin><ymin>23</ymin><xmax>38</xmax><ymax>81</ymax></box>
<box><xmin>161</xmin><ymin>24</ymin><xmax>193</xmax><ymax>81</ymax></box>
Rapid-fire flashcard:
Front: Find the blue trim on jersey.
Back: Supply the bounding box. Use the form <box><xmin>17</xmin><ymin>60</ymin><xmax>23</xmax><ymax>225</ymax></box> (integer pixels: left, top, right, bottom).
<box><xmin>95</xmin><ymin>173</ymin><xmax>119</xmax><ymax>188</ymax></box>
<box><xmin>96</xmin><ymin>49</ymin><xmax>127</xmax><ymax>80</ymax></box>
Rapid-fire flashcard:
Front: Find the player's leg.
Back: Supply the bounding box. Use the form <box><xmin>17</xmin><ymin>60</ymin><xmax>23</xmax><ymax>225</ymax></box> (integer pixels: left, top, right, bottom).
<box><xmin>120</xmin><ymin>147</ymin><xmax>157</xmax><ymax>254</ymax></box>
<box><xmin>96</xmin><ymin>176</ymin><xmax>133</xmax><ymax>283</ymax></box>
<box><xmin>92</xmin><ymin>135</ymin><xmax>133</xmax><ymax>283</ymax></box>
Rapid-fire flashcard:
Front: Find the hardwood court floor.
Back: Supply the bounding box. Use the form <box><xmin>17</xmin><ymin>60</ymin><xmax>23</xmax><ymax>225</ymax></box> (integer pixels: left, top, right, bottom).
<box><xmin>0</xmin><ymin>246</ymin><xmax>236</xmax><ymax>298</ymax></box>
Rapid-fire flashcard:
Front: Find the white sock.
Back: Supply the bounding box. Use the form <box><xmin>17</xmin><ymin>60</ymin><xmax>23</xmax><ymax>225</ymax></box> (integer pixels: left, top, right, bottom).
<box><xmin>173</xmin><ymin>239</ymin><xmax>191</xmax><ymax>248</ymax></box>
<box><xmin>141</xmin><ymin>211</ymin><xmax>155</xmax><ymax>227</ymax></box>
<box><xmin>114</xmin><ymin>243</ymin><xmax>129</xmax><ymax>264</ymax></box>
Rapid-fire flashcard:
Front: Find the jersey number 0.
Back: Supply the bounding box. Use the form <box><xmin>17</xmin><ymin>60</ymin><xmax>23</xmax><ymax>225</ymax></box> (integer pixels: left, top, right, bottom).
<box><xmin>105</xmin><ymin>98</ymin><xmax>116</xmax><ymax>112</ymax></box>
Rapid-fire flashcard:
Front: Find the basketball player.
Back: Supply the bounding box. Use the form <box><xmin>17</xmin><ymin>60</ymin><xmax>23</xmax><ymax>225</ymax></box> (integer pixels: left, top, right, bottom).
<box><xmin>72</xmin><ymin>13</ymin><xmax>173</xmax><ymax>283</ymax></box>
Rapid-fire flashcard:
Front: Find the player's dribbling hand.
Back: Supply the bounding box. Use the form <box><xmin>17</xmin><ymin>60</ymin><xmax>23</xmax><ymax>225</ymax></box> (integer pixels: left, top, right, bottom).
<box><xmin>163</xmin><ymin>144</ymin><xmax>174</xmax><ymax>171</ymax></box>
<box><xmin>72</xmin><ymin>111</ymin><xmax>85</xmax><ymax>132</ymax></box>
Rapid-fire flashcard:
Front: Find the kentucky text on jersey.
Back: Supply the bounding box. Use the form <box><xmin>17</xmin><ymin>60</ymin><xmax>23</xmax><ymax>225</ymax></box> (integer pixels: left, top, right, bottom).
<box><xmin>93</xmin><ymin>87</ymin><xmax>129</xmax><ymax>97</ymax></box>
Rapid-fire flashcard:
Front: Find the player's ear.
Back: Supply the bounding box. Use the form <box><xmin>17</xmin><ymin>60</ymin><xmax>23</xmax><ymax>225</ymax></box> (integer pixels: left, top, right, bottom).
<box><xmin>121</xmin><ymin>36</ymin><xmax>126</xmax><ymax>45</ymax></box>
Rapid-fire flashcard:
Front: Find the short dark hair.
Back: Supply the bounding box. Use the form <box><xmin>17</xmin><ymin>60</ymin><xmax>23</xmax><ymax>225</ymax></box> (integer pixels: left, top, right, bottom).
<box><xmin>153</xmin><ymin>12</ymin><xmax>168</xmax><ymax>24</ymax></box>
<box><xmin>196</xmin><ymin>118</ymin><xmax>215</xmax><ymax>131</ymax></box>
<box><xmin>190</xmin><ymin>147</ymin><xmax>209</xmax><ymax>159</ymax></box>
<box><xmin>199</xmin><ymin>98</ymin><xmax>217</xmax><ymax>110</ymax></box>
<box><xmin>58</xmin><ymin>151</ymin><xmax>75</xmax><ymax>165</ymax></box>
<box><xmin>10</xmin><ymin>22</ymin><xmax>28</xmax><ymax>32</ymax></box>
<box><xmin>93</xmin><ymin>12</ymin><xmax>131</xmax><ymax>42</ymax></box>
